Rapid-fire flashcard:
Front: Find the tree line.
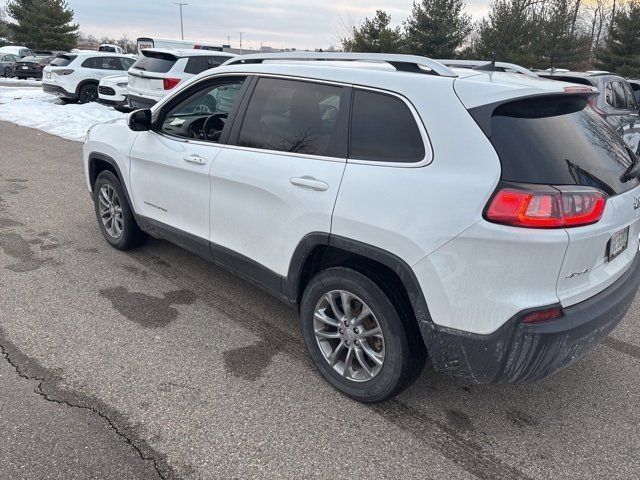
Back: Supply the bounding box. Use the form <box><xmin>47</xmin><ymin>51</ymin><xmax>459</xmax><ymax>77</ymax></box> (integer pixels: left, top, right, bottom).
<box><xmin>342</xmin><ymin>0</ymin><xmax>640</xmax><ymax>76</ymax></box>
<box><xmin>0</xmin><ymin>0</ymin><xmax>79</xmax><ymax>51</ymax></box>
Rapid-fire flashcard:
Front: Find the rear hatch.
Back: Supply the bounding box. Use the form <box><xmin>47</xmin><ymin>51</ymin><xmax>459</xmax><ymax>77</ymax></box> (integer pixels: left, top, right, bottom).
<box><xmin>43</xmin><ymin>55</ymin><xmax>77</xmax><ymax>83</ymax></box>
<box><xmin>128</xmin><ymin>50</ymin><xmax>178</xmax><ymax>99</ymax></box>
<box><xmin>458</xmin><ymin>77</ymin><xmax>640</xmax><ymax>307</ymax></box>
<box><xmin>14</xmin><ymin>58</ymin><xmax>44</xmax><ymax>76</ymax></box>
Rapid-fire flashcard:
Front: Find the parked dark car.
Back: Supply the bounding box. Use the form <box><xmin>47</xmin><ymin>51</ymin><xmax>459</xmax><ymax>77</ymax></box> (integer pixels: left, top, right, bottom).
<box><xmin>13</xmin><ymin>55</ymin><xmax>55</xmax><ymax>80</ymax></box>
<box><xmin>539</xmin><ymin>71</ymin><xmax>640</xmax><ymax>153</ymax></box>
<box><xmin>0</xmin><ymin>53</ymin><xmax>19</xmax><ymax>77</ymax></box>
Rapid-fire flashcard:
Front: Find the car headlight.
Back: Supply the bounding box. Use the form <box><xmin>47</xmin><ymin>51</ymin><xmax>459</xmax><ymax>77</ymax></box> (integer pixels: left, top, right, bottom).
<box><xmin>116</xmin><ymin>82</ymin><xmax>128</xmax><ymax>88</ymax></box>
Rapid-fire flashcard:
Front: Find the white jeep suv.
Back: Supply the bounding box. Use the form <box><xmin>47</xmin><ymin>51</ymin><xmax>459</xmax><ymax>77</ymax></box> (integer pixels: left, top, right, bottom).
<box><xmin>43</xmin><ymin>52</ymin><xmax>136</xmax><ymax>103</ymax></box>
<box><xmin>127</xmin><ymin>48</ymin><xmax>236</xmax><ymax>109</ymax></box>
<box><xmin>83</xmin><ymin>53</ymin><xmax>640</xmax><ymax>402</ymax></box>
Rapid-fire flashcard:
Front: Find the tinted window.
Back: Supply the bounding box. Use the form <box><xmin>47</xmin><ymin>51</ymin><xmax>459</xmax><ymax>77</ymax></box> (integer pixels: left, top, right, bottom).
<box><xmin>98</xmin><ymin>45</ymin><xmax>117</xmax><ymax>52</ymax></box>
<box><xmin>623</xmin><ymin>82</ymin><xmax>638</xmax><ymax>109</ymax></box>
<box><xmin>489</xmin><ymin>96</ymin><xmax>638</xmax><ymax>195</ymax></box>
<box><xmin>184</xmin><ymin>56</ymin><xmax>207</xmax><ymax>74</ymax></box>
<box><xmin>87</xmin><ymin>56</ymin><xmax>126</xmax><ymax>70</ymax></box>
<box><xmin>120</xmin><ymin>57</ymin><xmax>135</xmax><ymax>69</ymax></box>
<box><xmin>207</xmin><ymin>56</ymin><xmax>228</xmax><ymax>68</ymax></box>
<box><xmin>50</xmin><ymin>55</ymin><xmax>76</xmax><ymax>66</ymax></box>
<box><xmin>161</xmin><ymin>79</ymin><xmax>245</xmax><ymax>142</ymax></box>
<box><xmin>350</xmin><ymin>89</ymin><xmax>425</xmax><ymax>163</ymax></box>
<box><xmin>612</xmin><ymin>82</ymin><xmax>627</xmax><ymax>109</ymax></box>
<box><xmin>131</xmin><ymin>51</ymin><xmax>177</xmax><ymax>73</ymax></box>
<box><xmin>238</xmin><ymin>78</ymin><xmax>345</xmax><ymax>157</ymax></box>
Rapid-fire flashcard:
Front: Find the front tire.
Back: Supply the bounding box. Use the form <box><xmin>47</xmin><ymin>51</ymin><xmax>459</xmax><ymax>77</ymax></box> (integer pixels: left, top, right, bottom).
<box><xmin>93</xmin><ymin>171</ymin><xmax>147</xmax><ymax>250</ymax></box>
<box><xmin>300</xmin><ymin>267</ymin><xmax>426</xmax><ymax>402</ymax></box>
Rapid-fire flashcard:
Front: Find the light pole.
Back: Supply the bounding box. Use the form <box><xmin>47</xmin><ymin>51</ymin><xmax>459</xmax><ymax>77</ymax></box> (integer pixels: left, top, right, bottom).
<box><xmin>174</xmin><ymin>3</ymin><xmax>188</xmax><ymax>40</ymax></box>
<box><xmin>238</xmin><ymin>32</ymin><xmax>244</xmax><ymax>51</ymax></box>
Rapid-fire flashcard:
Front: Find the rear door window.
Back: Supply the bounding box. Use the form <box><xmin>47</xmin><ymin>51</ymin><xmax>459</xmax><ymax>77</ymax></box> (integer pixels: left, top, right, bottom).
<box><xmin>488</xmin><ymin>95</ymin><xmax>638</xmax><ymax>195</ymax></box>
<box><xmin>612</xmin><ymin>82</ymin><xmax>627</xmax><ymax>109</ymax></box>
<box><xmin>237</xmin><ymin>77</ymin><xmax>346</xmax><ymax>157</ymax></box>
<box><xmin>131</xmin><ymin>51</ymin><xmax>177</xmax><ymax>73</ymax></box>
<box><xmin>349</xmin><ymin>89</ymin><xmax>425</xmax><ymax>163</ymax></box>
<box><xmin>623</xmin><ymin>82</ymin><xmax>638</xmax><ymax>109</ymax></box>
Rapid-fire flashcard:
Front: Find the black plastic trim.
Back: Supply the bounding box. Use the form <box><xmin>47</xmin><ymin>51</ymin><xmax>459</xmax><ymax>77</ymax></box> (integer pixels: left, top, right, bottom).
<box><xmin>422</xmin><ymin>253</ymin><xmax>640</xmax><ymax>384</ymax></box>
<box><xmin>43</xmin><ymin>83</ymin><xmax>75</xmax><ymax>99</ymax></box>
<box><xmin>137</xmin><ymin>216</ymin><xmax>213</xmax><ymax>261</ymax></box>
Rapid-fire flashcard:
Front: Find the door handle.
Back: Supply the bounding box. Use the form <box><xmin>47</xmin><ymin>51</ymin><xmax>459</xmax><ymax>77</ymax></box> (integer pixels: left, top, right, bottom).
<box><xmin>183</xmin><ymin>154</ymin><xmax>207</xmax><ymax>165</ymax></box>
<box><xmin>290</xmin><ymin>176</ymin><xmax>329</xmax><ymax>191</ymax></box>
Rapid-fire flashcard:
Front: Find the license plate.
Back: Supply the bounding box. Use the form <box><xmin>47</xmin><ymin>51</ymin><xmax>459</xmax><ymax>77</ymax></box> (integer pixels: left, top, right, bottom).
<box><xmin>21</xmin><ymin>66</ymin><xmax>28</xmax><ymax>69</ymax></box>
<box><xmin>608</xmin><ymin>227</ymin><xmax>629</xmax><ymax>261</ymax></box>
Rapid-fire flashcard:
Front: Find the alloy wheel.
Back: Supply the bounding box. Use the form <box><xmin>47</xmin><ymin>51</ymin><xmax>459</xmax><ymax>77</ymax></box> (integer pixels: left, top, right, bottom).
<box><xmin>98</xmin><ymin>184</ymin><xmax>124</xmax><ymax>238</ymax></box>
<box><xmin>313</xmin><ymin>290</ymin><xmax>386</xmax><ymax>382</ymax></box>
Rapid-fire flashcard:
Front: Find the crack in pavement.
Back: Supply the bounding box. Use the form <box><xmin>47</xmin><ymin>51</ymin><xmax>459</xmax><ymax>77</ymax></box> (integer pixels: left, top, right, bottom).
<box><xmin>0</xmin><ymin>326</ymin><xmax>181</xmax><ymax>480</ymax></box>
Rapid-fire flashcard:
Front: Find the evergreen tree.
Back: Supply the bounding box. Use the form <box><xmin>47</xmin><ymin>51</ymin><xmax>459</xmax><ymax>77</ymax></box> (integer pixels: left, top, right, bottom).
<box><xmin>6</xmin><ymin>0</ymin><xmax>79</xmax><ymax>50</ymax></box>
<box><xmin>404</xmin><ymin>0</ymin><xmax>472</xmax><ymax>58</ymax></box>
<box><xmin>342</xmin><ymin>10</ymin><xmax>404</xmax><ymax>53</ymax></box>
<box><xmin>0</xmin><ymin>7</ymin><xmax>9</xmax><ymax>42</ymax></box>
<box><xmin>596</xmin><ymin>0</ymin><xmax>640</xmax><ymax>76</ymax></box>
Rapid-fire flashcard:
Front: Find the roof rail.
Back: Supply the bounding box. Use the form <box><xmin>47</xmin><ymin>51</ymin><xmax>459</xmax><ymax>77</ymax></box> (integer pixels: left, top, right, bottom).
<box><xmin>436</xmin><ymin>59</ymin><xmax>538</xmax><ymax>78</ymax></box>
<box><xmin>223</xmin><ymin>52</ymin><xmax>457</xmax><ymax>78</ymax></box>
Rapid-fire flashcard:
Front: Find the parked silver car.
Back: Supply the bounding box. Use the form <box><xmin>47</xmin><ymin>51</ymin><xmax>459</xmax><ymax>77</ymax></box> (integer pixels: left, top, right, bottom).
<box><xmin>539</xmin><ymin>72</ymin><xmax>640</xmax><ymax>153</ymax></box>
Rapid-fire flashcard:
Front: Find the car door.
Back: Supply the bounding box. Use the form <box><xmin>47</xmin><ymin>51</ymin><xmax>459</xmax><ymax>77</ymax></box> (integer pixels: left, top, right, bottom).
<box><xmin>616</xmin><ymin>81</ymin><xmax>640</xmax><ymax>153</ymax></box>
<box><xmin>129</xmin><ymin>75</ymin><xmax>250</xmax><ymax>249</ymax></box>
<box><xmin>209</xmin><ymin>76</ymin><xmax>350</xmax><ymax>281</ymax></box>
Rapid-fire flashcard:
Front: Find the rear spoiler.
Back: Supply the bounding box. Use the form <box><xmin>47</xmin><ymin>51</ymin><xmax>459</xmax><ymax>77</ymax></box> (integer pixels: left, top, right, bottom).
<box><xmin>469</xmin><ymin>91</ymin><xmax>598</xmax><ymax>138</ymax></box>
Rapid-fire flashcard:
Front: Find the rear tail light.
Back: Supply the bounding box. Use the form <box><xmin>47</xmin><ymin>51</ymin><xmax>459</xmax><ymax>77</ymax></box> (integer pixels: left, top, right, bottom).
<box><xmin>521</xmin><ymin>306</ymin><xmax>563</xmax><ymax>324</ymax></box>
<box><xmin>54</xmin><ymin>69</ymin><xmax>74</xmax><ymax>75</ymax></box>
<box><xmin>163</xmin><ymin>77</ymin><xmax>181</xmax><ymax>90</ymax></box>
<box><xmin>588</xmin><ymin>96</ymin><xmax>607</xmax><ymax>118</ymax></box>
<box><xmin>485</xmin><ymin>184</ymin><xmax>606</xmax><ymax>228</ymax></box>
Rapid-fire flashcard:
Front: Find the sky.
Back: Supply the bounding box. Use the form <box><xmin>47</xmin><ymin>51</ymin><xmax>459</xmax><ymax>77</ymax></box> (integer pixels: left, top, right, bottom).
<box><xmin>9</xmin><ymin>0</ymin><xmax>491</xmax><ymax>51</ymax></box>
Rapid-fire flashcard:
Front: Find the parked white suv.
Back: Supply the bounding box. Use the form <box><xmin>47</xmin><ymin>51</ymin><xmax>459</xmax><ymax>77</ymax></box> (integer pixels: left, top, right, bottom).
<box><xmin>83</xmin><ymin>53</ymin><xmax>640</xmax><ymax>402</ymax></box>
<box><xmin>42</xmin><ymin>52</ymin><xmax>136</xmax><ymax>103</ymax></box>
<box><xmin>127</xmin><ymin>48</ymin><xmax>236</xmax><ymax>109</ymax></box>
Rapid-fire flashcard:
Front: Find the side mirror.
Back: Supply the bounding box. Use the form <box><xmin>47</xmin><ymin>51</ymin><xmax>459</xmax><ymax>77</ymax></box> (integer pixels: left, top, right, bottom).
<box><xmin>128</xmin><ymin>109</ymin><xmax>152</xmax><ymax>132</ymax></box>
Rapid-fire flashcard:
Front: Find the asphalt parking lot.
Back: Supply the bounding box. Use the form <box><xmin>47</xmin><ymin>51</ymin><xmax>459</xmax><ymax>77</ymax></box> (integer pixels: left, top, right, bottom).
<box><xmin>1</xmin><ymin>120</ymin><xmax>640</xmax><ymax>479</ymax></box>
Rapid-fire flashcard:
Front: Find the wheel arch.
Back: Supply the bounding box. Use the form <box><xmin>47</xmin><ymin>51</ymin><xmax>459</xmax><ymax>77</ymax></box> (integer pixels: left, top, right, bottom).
<box><xmin>75</xmin><ymin>78</ymin><xmax>99</xmax><ymax>96</ymax></box>
<box><xmin>88</xmin><ymin>152</ymin><xmax>139</xmax><ymax>221</ymax></box>
<box><xmin>286</xmin><ymin>233</ymin><xmax>432</xmax><ymax>343</ymax></box>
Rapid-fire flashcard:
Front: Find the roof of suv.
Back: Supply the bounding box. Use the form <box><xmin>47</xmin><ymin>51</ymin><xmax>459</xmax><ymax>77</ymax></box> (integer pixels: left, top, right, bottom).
<box><xmin>198</xmin><ymin>53</ymin><xmax>590</xmax><ymax>109</ymax></box>
<box><xmin>141</xmin><ymin>48</ymin><xmax>236</xmax><ymax>58</ymax></box>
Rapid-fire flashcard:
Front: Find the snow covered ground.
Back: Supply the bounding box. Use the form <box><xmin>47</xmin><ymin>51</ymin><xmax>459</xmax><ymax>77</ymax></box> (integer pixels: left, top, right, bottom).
<box><xmin>0</xmin><ymin>86</ymin><xmax>126</xmax><ymax>142</ymax></box>
<box><xmin>0</xmin><ymin>77</ymin><xmax>43</xmax><ymax>87</ymax></box>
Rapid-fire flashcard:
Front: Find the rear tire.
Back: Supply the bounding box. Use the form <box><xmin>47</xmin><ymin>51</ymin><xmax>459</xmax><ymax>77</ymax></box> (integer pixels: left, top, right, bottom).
<box><xmin>93</xmin><ymin>171</ymin><xmax>147</xmax><ymax>251</ymax></box>
<box><xmin>3</xmin><ymin>67</ymin><xmax>11</xmax><ymax>78</ymax></box>
<box><xmin>300</xmin><ymin>267</ymin><xmax>426</xmax><ymax>403</ymax></box>
<box><xmin>79</xmin><ymin>83</ymin><xmax>98</xmax><ymax>103</ymax></box>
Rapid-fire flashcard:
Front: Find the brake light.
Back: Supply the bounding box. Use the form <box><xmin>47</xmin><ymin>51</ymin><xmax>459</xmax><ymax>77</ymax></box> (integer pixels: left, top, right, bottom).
<box><xmin>588</xmin><ymin>96</ymin><xmax>607</xmax><ymax>118</ymax></box>
<box><xmin>521</xmin><ymin>306</ymin><xmax>563</xmax><ymax>324</ymax></box>
<box><xmin>485</xmin><ymin>185</ymin><xmax>606</xmax><ymax>228</ymax></box>
<box><xmin>163</xmin><ymin>77</ymin><xmax>181</xmax><ymax>90</ymax></box>
<box><xmin>54</xmin><ymin>69</ymin><xmax>74</xmax><ymax>75</ymax></box>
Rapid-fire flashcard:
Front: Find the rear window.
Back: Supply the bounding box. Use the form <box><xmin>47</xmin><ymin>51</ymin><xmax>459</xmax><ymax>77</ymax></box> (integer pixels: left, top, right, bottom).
<box><xmin>488</xmin><ymin>96</ymin><xmax>638</xmax><ymax>195</ymax></box>
<box><xmin>131</xmin><ymin>51</ymin><xmax>177</xmax><ymax>73</ymax></box>
<box><xmin>50</xmin><ymin>55</ymin><xmax>76</xmax><ymax>66</ymax></box>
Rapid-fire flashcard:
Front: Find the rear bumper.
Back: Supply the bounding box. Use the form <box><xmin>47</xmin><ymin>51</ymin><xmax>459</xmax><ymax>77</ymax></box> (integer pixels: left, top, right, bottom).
<box><xmin>421</xmin><ymin>253</ymin><xmax>640</xmax><ymax>384</ymax></box>
<box><xmin>43</xmin><ymin>83</ymin><xmax>76</xmax><ymax>99</ymax></box>
<box><xmin>128</xmin><ymin>94</ymin><xmax>158</xmax><ymax>109</ymax></box>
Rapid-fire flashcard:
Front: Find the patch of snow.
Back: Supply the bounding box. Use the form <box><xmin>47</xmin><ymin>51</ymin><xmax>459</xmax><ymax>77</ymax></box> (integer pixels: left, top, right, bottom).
<box><xmin>0</xmin><ymin>77</ymin><xmax>43</xmax><ymax>87</ymax></box>
<box><xmin>0</xmin><ymin>86</ymin><xmax>126</xmax><ymax>142</ymax></box>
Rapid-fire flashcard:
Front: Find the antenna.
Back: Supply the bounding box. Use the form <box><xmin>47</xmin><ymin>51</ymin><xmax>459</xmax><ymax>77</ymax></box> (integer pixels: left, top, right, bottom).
<box><xmin>475</xmin><ymin>0</ymin><xmax>528</xmax><ymax>72</ymax></box>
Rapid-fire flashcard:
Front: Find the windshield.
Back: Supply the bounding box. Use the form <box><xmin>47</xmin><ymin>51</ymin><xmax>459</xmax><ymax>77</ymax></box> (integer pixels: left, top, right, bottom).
<box><xmin>489</xmin><ymin>96</ymin><xmax>639</xmax><ymax>195</ymax></box>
